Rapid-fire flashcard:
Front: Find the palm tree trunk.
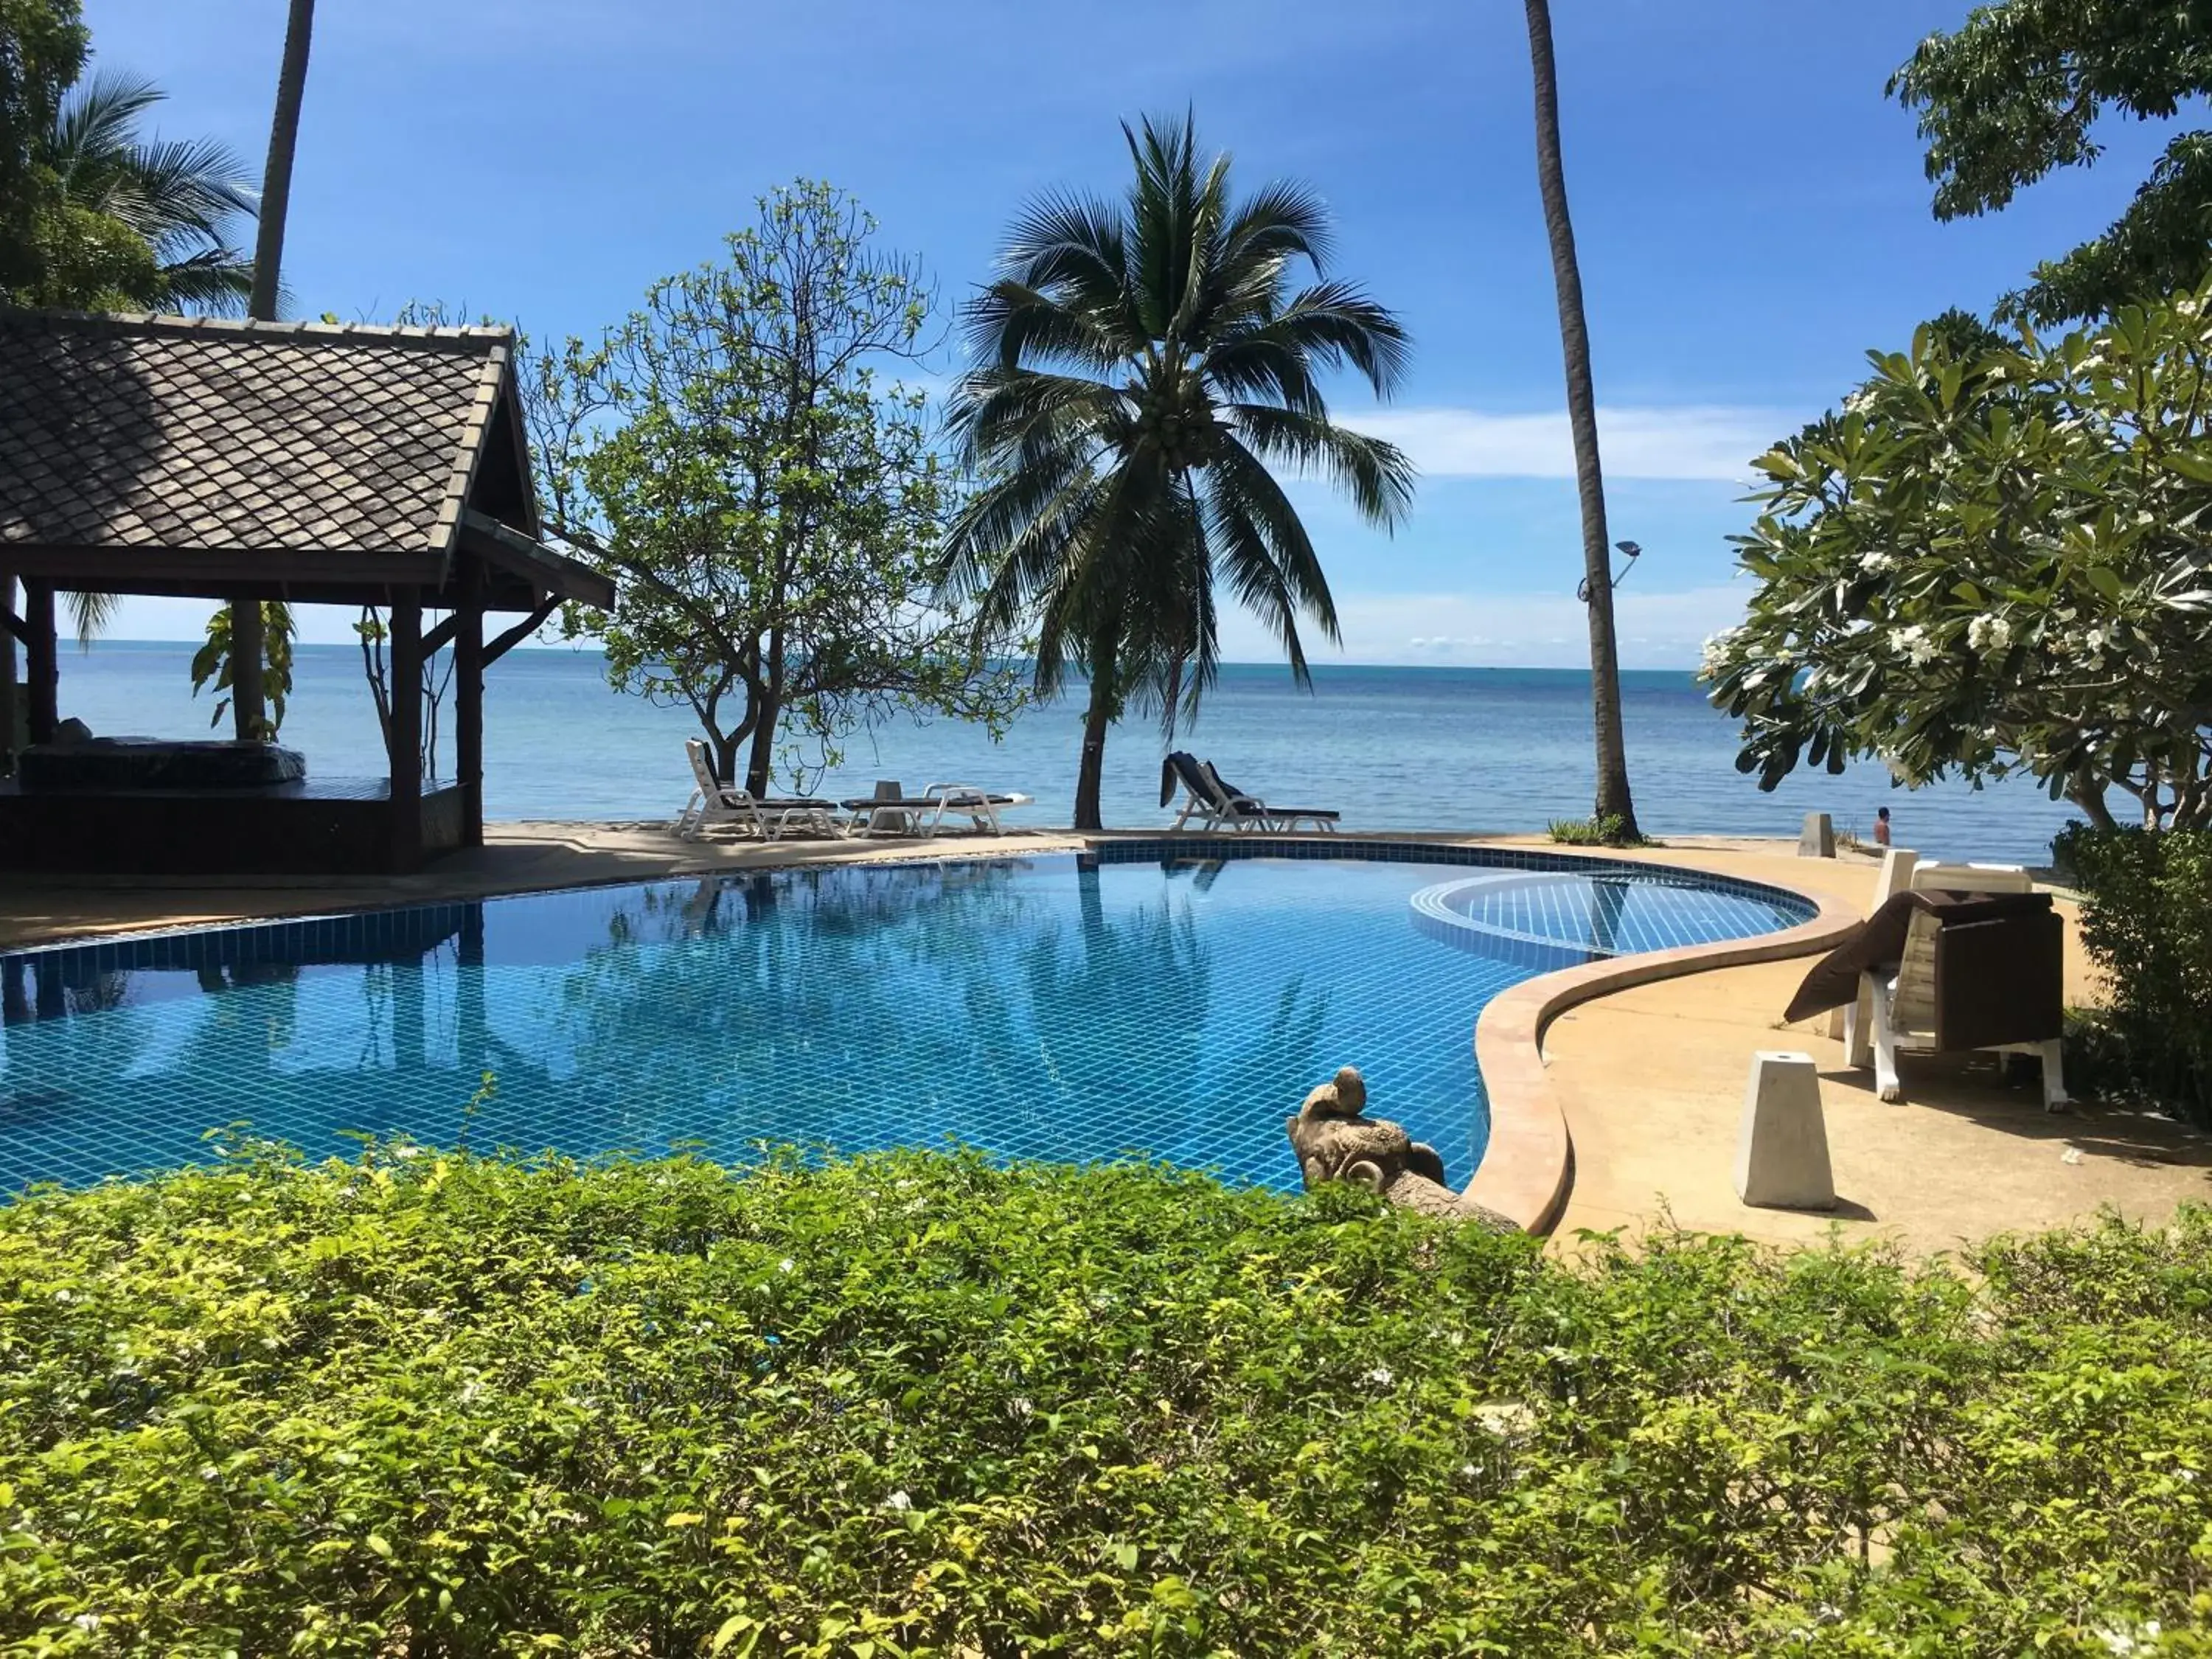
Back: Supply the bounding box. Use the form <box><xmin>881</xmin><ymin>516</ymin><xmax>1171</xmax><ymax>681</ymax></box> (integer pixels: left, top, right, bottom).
<box><xmin>1524</xmin><ymin>0</ymin><xmax>1638</xmax><ymax>839</ymax></box>
<box><xmin>1073</xmin><ymin>629</ymin><xmax>1119</xmax><ymax>832</ymax></box>
<box><xmin>233</xmin><ymin>0</ymin><xmax>315</xmax><ymax>742</ymax></box>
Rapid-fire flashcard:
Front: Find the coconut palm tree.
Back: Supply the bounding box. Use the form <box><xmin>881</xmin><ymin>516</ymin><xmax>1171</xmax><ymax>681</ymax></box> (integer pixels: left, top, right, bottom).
<box><xmin>21</xmin><ymin>72</ymin><xmax>258</xmax><ymax>674</ymax></box>
<box><xmin>44</xmin><ymin>72</ymin><xmax>257</xmax><ymax>315</ymax></box>
<box><xmin>1524</xmin><ymin>0</ymin><xmax>1640</xmax><ymax>840</ymax></box>
<box><xmin>940</xmin><ymin>113</ymin><xmax>1415</xmax><ymax>831</ymax></box>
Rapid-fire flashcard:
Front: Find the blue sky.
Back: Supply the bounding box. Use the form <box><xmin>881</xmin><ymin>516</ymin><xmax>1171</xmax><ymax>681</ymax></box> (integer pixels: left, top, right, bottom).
<box><xmin>84</xmin><ymin>0</ymin><xmax>2178</xmax><ymax>664</ymax></box>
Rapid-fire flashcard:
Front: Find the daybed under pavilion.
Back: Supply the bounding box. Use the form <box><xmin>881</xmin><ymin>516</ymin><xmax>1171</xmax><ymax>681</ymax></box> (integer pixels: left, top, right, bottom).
<box><xmin>0</xmin><ymin>311</ymin><xmax>614</xmax><ymax>874</ymax></box>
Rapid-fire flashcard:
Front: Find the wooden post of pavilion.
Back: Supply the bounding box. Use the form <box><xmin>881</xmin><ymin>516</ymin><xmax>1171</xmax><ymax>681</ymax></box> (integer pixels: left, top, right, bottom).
<box><xmin>386</xmin><ymin>593</ymin><xmax>422</xmax><ymax>872</ymax></box>
<box><xmin>20</xmin><ymin>579</ymin><xmax>56</xmax><ymax>746</ymax></box>
<box><xmin>454</xmin><ymin>551</ymin><xmax>486</xmax><ymax>848</ymax></box>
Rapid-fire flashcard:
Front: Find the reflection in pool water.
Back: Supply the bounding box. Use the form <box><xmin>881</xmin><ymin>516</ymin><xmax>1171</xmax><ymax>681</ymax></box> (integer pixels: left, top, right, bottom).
<box><xmin>0</xmin><ymin>852</ymin><xmax>1808</xmax><ymax>1194</ymax></box>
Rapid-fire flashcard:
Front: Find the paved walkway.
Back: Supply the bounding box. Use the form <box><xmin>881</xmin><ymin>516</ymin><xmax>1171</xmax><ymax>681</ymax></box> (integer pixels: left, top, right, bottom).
<box><xmin>1537</xmin><ymin>842</ymin><xmax>2209</xmax><ymax>1255</ymax></box>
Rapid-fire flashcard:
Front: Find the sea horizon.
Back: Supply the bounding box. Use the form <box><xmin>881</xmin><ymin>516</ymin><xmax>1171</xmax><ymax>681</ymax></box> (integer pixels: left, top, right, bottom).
<box><xmin>39</xmin><ymin>640</ymin><xmax>2087</xmax><ymax>864</ymax></box>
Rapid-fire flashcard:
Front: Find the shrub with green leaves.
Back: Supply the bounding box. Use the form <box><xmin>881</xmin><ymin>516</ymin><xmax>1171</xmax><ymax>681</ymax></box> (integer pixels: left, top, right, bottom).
<box><xmin>1545</xmin><ymin>814</ymin><xmax>1639</xmax><ymax>847</ymax></box>
<box><xmin>1</xmin><ymin>1147</ymin><xmax>2209</xmax><ymax>1654</ymax></box>
<box><xmin>2053</xmin><ymin>823</ymin><xmax>2212</xmax><ymax>1126</ymax></box>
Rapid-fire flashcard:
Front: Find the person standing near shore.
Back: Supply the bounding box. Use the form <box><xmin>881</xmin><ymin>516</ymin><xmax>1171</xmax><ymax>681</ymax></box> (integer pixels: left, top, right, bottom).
<box><xmin>1874</xmin><ymin>806</ymin><xmax>1892</xmax><ymax>848</ymax></box>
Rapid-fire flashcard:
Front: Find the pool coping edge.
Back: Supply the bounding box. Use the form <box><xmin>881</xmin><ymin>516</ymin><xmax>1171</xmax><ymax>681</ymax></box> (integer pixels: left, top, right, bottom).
<box><xmin>1459</xmin><ymin>861</ymin><xmax>1862</xmax><ymax>1235</ymax></box>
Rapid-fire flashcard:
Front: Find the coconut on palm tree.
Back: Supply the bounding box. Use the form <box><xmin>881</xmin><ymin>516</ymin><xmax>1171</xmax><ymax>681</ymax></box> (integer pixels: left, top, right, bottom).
<box><xmin>940</xmin><ymin>114</ymin><xmax>1415</xmax><ymax>830</ymax></box>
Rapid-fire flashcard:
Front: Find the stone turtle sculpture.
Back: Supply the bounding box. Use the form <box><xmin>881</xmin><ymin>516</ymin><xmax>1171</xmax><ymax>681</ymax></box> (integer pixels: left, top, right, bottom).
<box><xmin>1286</xmin><ymin>1065</ymin><xmax>1516</xmax><ymax>1231</ymax></box>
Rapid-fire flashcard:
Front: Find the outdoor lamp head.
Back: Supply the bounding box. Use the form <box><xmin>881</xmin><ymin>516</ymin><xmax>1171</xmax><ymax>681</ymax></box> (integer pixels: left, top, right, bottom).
<box><xmin>1615</xmin><ymin>540</ymin><xmax>1641</xmax><ymax>557</ymax></box>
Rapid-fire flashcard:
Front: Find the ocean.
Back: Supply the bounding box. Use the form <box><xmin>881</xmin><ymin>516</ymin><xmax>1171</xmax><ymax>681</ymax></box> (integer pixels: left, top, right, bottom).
<box><xmin>42</xmin><ymin>641</ymin><xmax>2083</xmax><ymax>865</ymax></box>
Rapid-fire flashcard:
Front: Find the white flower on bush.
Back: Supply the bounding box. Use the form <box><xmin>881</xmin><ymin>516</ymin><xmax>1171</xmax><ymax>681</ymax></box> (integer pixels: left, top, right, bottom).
<box><xmin>1470</xmin><ymin>1400</ymin><xmax>1538</xmax><ymax>1441</ymax></box>
<box><xmin>1891</xmin><ymin>624</ymin><xmax>1941</xmax><ymax>667</ymax></box>
<box><xmin>1858</xmin><ymin>550</ymin><xmax>1898</xmax><ymax>575</ymax></box>
<box><xmin>1366</xmin><ymin>1366</ymin><xmax>1394</xmax><ymax>1389</ymax></box>
<box><xmin>1966</xmin><ymin>614</ymin><xmax>2014</xmax><ymax>654</ymax></box>
<box><xmin>1698</xmin><ymin>629</ymin><xmax>1741</xmax><ymax>677</ymax></box>
<box><xmin>880</xmin><ymin>1489</ymin><xmax>912</xmax><ymax>1512</ymax></box>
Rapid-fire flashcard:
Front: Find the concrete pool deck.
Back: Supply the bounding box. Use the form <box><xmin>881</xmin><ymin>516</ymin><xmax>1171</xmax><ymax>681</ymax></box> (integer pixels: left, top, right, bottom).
<box><xmin>1</xmin><ymin>821</ymin><xmax>2202</xmax><ymax>1251</ymax></box>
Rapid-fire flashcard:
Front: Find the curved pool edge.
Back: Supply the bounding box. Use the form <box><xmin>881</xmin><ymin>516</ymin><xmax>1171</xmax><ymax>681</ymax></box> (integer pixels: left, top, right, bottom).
<box><xmin>0</xmin><ymin>829</ymin><xmax>1857</xmax><ymax>1231</ymax></box>
<box><xmin>1081</xmin><ymin>832</ymin><xmax>1849</xmax><ymax>1235</ymax></box>
<box><xmin>1460</xmin><ymin>855</ymin><xmax>1862</xmax><ymax>1235</ymax></box>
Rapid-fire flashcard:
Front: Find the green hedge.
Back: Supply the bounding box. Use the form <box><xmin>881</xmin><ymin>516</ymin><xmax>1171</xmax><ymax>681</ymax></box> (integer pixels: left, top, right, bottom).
<box><xmin>3</xmin><ymin>1147</ymin><xmax>2210</xmax><ymax>1655</ymax></box>
<box><xmin>2052</xmin><ymin>824</ymin><xmax>2212</xmax><ymax>1126</ymax></box>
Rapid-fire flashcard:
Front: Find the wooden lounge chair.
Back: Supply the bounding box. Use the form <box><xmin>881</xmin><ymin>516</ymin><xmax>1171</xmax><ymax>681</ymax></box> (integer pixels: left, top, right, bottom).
<box><xmin>674</xmin><ymin>740</ymin><xmax>844</xmax><ymax>841</ymax></box>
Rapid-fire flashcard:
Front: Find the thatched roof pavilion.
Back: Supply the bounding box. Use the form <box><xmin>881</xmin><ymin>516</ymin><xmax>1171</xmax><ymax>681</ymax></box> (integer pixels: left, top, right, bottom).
<box><xmin>0</xmin><ymin>311</ymin><xmax>615</xmax><ymax>873</ymax></box>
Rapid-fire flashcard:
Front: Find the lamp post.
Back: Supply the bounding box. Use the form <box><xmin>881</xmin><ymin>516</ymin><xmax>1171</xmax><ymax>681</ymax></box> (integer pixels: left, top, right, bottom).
<box><xmin>1577</xmin><ymin>539</ymin><xmax>1641</xmax><ymax>603</ymax></box>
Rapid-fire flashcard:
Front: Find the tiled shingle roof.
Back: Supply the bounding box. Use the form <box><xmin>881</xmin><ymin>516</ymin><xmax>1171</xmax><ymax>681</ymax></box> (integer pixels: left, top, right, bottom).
<box><xmin>0</xmin><ymin>312</ymin><xmax>518</xmax><ymax>557</ymax></box>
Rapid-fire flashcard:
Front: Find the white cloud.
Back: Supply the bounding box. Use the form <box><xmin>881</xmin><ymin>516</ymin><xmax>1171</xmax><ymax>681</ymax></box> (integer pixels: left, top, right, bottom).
<box><xmin>1335</xmin><ymin>404</ymin><xmax>1795</xmax><ymax>481</ymax></box>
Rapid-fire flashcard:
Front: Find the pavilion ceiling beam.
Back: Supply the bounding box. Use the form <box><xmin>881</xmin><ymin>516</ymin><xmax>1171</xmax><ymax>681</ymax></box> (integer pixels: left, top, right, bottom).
<box><xmin>7</xmin><ymin>546</ymin><xmax>450</xmax><ymax>589</ymax></box>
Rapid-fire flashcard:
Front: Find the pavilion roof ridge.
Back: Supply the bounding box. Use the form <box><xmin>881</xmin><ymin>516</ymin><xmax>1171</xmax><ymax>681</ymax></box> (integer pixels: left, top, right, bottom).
<box><xmin>0</xmin><ymin>308</ymin><xmax>517</xmax><ymax>356</ymax></box>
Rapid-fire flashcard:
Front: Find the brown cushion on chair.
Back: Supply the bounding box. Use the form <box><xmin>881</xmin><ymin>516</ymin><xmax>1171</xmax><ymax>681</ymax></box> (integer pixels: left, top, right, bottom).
<box><xmin>1935</xmin><ymin>909</ymin><xmax>2065</xmax><ymax>1050</ymax></box>
<box><xmin>1784</xmin><ymin>888</ymin><xmax>2055</xmax><ymax>1023</ymax></box>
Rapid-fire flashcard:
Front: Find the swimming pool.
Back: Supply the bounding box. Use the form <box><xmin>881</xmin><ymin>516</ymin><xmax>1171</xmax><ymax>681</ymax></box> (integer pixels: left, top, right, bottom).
<box><xmin>0</xmin><ymin>846</ymin><xmax>1812</xmax><ymax>1195</ymax></box>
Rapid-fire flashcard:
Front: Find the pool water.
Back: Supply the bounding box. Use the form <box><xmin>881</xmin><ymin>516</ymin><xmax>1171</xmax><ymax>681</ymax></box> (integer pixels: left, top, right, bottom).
<box><xmin>0</xmin><ymin>851</ymin><xmax>1810</xmax><ymax>1194</ymax></box>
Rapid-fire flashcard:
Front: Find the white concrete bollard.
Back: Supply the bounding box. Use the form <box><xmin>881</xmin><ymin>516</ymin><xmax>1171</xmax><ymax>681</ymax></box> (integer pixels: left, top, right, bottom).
<box><xmin>1734</xmin><ymin>1051</ymin><xmax>1837</xmax><ymax>1211</ymax></box>
<box><xmin>1798</xmin><ymin>812</ymin><xmax>1835</xmax><ymax>858</ymax></box>
<box><xmin>1830</xmin><ymin>846</ymin><xmax>1919</xmax><ymax>1050</ymax></box>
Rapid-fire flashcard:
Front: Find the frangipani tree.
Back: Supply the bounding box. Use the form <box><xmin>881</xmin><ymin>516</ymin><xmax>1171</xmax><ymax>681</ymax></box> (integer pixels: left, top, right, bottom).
<box><xmin>1702</xmin><ymin>284</ymin><xmax>2212</xmax><ymax>831</ymax></box>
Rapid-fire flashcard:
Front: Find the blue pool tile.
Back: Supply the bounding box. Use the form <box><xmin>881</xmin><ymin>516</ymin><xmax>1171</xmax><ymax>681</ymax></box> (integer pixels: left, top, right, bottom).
<box><xmin>0</xmin><ymin>850</ymin><xmax>1809</xmax><ymax>1197</ymax></box>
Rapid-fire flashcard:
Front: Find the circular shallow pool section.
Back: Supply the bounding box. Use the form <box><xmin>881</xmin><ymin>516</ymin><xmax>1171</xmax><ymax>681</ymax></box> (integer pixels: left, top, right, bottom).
<box><xmin>0</xmin><ymin>848</ymin><xmax>1812</xmax><ymax>1195</ymax></box>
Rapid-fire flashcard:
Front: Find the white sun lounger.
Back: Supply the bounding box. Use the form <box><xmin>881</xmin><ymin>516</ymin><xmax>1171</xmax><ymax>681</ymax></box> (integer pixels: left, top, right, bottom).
<box><xmin>674</xmin><ymin>740</ymin><xmax>844</xmax><ymax>841</ymax></box>
<box><xmin>919</xmin><ymin>782</ymin><xmax>1033</xmax><ymax>835</ymax></box>
<box><xmin>1164</xmin><ymin>751</ymin><xmax>1338</xmax><ymax>832</ymax></box>
<box><xmin>842</xmin><ymin>779</ymin><xmax>1032</xmax><ymax>837</ymax></box>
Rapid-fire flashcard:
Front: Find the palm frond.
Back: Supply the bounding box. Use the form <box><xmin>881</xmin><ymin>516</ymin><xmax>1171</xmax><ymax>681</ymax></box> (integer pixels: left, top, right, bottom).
<box><xmin>1225</xmin><ymin>403</ymin><xmax>1416</xmax><ymax>529</ymax></box>
<box><xmin>48</xmin><ymin>72</ymin><xmax>164</xmax><ymax>183</ymax></box>
<box><xmin>66</xmin><ymin>590</ymin><xmax>119</xmax><ymax>650</ymax></box>
<box><xmin>1219</xmin><ymin>178</ymin><xmax>1333</xmax><ymax>275</ymax></box>
<box><xmin>961</xmin><ymin>279</ymin><xmax>1130</xmax><ymax>379</ymax></box>
<box><xmin>1207</xmin><ymin>436</ymin><xmax>1340</xmax><ymax>655</ymax></box>
<box><xmin>1254</xmin><ymin>282</ymin><xmax>1412</xmax><ymax>397</ymax></box>
<box><xmin>154</xmin><ymin>248</ymin><xmax>256</xmax><ymax>316</ymax></box>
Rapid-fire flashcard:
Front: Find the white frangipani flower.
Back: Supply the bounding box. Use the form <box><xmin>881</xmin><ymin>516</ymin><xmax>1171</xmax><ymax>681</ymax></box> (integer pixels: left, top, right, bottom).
<box><xmin>1967</xmin><ymin>614</ymin><xmax>2014</xmax><ymax>654</ymax></box>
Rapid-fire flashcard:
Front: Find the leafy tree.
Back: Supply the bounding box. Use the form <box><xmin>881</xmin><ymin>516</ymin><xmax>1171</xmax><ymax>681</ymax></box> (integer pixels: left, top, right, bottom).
<box><xmin>531</xmin><ymin>182</ymin><xmax>1025</xmax><ymax>793</ymax></box>
<box><xmin>1700</xmin><ymin>283</ymin><xmax>2212</xmax><ymax>831</ymax></box>
<box><xmin>0</xmin><ymin>0</ymin><xmax>153</xmax><ymax>311</ymax></box>
<box><xmin>0</xmin><ymin>0</ymin><xmax>84</xmax><ymax>292</ymax></box>
<box><xmin>939</xmin><ymin>114</ymin><xmax>1414</xmax><ymax>832</ymax></box>
<box><xmin>1523</xmin><ymin>0</ymin><xmax>1640</xmax><ymax>841</ymax></box>
<box><xmin>42</xmin><ymin>71</ymin><xmax>257</xmax><ymax>314</ymax></box>
<box><xmin>1892</xmin><ymin>0</ymin><xmax>2212</xmax><ymax>322</ymax></box>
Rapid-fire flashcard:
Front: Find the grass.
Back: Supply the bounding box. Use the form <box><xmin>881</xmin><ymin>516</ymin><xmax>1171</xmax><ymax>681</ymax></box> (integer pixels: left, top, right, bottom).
<box><xmin>1545</xmin><ymin>814</ymin><xmax>1644</xmax><ymax>848</ymax></box>
<box><xmin>1</xmin><ymin>1143</ymin><xmax>2208</xmax><ymax>1655</ymax></box>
